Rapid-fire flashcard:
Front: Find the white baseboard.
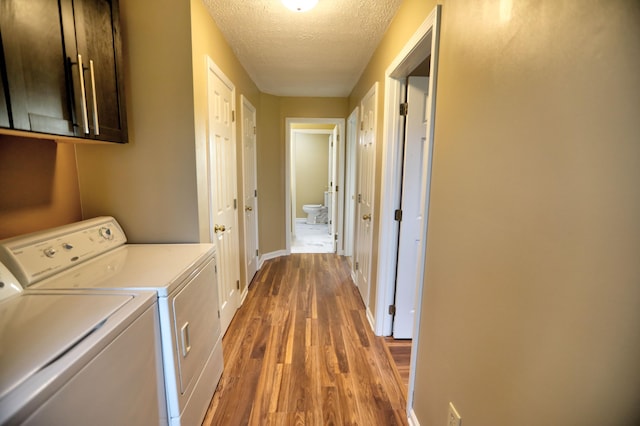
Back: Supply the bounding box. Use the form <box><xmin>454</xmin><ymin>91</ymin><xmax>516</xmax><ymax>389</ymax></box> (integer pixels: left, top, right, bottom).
<box><xmin>240</xmin><ymin>286</ymin><xmax>248</xmax><ymax>305</ymax></box>
<box><xmin>258</xmin><ymin>250</ymin><xmax>288</xmax><ymax>269</ymax></box>
<box><xmin>366</xmin><ymin>306</ymin><xmax>375</xmax><ymax>331</ymax></box>
<box><xmin>408</xmin><ymin>409</ymin><xmax>420</xmax><ymax>426</ymax></box>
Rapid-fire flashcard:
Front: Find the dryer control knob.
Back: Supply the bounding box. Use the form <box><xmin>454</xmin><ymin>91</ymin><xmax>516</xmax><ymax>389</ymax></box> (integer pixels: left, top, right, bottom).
<box><xmin>99</xmin><ymin>227</ymin><xmax>113</xmax><ymax>240</ymax></box>
<box><xmin>44</xmin><ymin>247</ymin><xmax>57</xmax><ymax>258</ymax></box>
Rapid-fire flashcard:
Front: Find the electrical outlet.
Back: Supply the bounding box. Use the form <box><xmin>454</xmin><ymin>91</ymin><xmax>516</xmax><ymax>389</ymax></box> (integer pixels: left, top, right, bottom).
<box><xmin>448</xmin><ymin>402</ymin><xmax>462</xmax><ymax>426</ymax></box>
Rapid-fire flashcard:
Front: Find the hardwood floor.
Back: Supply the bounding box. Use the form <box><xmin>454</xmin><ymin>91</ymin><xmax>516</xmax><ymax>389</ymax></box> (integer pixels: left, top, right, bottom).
<box><xmin>383</xmin><ymin>338</ymin><xmax>412</xmax><ymax>392</ymax></box>
<box><xmin>203</xmin><ymin>253</ymin><xmax>408</xmax><ymax>425</ymax></box>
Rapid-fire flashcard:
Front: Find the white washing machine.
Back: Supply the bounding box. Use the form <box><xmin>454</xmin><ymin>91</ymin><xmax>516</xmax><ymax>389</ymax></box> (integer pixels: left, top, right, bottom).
<box><xmin>0</xmin><ymin>217</ymin><xmax>224</xmax><ymax>426</ymax></box>
<box><xmin>0</xmin><ymin>263</ymin><xmax>167</xmax><ymax>425</ymax></box>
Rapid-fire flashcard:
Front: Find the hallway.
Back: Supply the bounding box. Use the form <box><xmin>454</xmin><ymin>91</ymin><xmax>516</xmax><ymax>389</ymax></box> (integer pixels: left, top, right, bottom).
<box><xmin>203</xmin><ymin>253</ymin><xmax>407</xmax><ymax>425</ymax></box>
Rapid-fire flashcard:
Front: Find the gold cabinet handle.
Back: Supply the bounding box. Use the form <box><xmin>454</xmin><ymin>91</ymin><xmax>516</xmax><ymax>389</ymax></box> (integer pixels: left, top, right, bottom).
<box><xmin>362</xmin><ymin>214</ymin><xmax>371</xmax><ymax>221</ymax></box>
<box><xmin>214</xmin><ymin>224</ymin><xmax>226</xmax><ymax>233</ymax></box>
<box><xmin>245</xmin><ymin>206</ymin><xmax>253</xmax><ymax>212</ymax></box>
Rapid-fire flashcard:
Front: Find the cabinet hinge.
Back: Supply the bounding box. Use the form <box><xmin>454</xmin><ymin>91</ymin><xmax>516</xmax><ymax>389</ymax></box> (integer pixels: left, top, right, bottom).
<box><xmin>355</xmin><ymin>262</ymin><xmax>359</xmax><ymax>271</ymax></box>
<box><xmin>236</xmin><ymin>280</ymin><xmax>240</xmax><ymax>290</ymax></box>
<box><xmin>399</xmin><ymin>103</ymin><xmax>409</xmax><ymax>116</ymax></box>
<box><xmin>394</xmin><ymin>209</ymin><xmax>402</xmax><ymax>221</ymax></box>
<box><xmin>389</xmin><ymin>305</ymin><xmax>396</xmax><ymax>316</ymax></box>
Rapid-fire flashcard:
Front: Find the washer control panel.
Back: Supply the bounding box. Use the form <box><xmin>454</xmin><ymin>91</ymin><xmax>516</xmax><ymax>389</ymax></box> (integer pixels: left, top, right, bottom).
<box><xmin>0</xmin><ymin>217</ymin><xmax>127</xmax><ymax>286</ymax></box>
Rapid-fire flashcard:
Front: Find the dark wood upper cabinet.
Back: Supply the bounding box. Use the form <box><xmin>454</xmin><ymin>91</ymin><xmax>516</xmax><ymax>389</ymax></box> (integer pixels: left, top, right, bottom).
<box><xmin>0</xmin><ymin>0</ymin><xmax>127</xmax><ymax>143</ymax></box>
<box><xmin>0</xmin><ymin>56</ymin><xmax>9</xmax><ymax>129</ymax></box>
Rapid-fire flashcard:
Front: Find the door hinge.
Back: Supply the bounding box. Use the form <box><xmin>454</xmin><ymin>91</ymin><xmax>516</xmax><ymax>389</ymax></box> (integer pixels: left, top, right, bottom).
<box><xmin>253</xmin><ymin>126</ymin><xmax>256</xmax><ymax>134</ymax></box>
<box><xmin>256</xmin><ymin>249</ymin><xmax>259</xmax><ymax>256</ymax></box>
<box><xmin>355</xmin><ymin>262</ymin><xmax>359</xmax><ymax>271</ymax></box>
<box><xmin>335</xmin><ymin>185</ymin><xmax>339</xmax><ymax>192</ymax></box>
<box><xmin>334</xmin><ymin>234</ymin><xmax>338</xmax><ymax>241</ymax></box>
<box><xmin>358</xmin><ymin>194</ymin><xmax>362</xmax><ymax>203</ymax></box>
<box><xmin>217</xmin><ymin>310</ymin><xmax>220</xmax><ymax>318</ymax></box>
<box><xmin>254</xmin><ymin>189</ymin><xmax>257</xmax><ymax>197</ymax></box>
<box><xmin>394</xmin><ymin>209</ymin><xmax>403</xmax><ymax>221</ymax></box>
<box><xmin>232</xmin><ymin>110</ymin><xmax>236</xmax><ymax>122</ymax></box>
<box><xmin>399</xmin><ymin>103</ymin><xmax>408</xmax><ymax>116</ymax></box>
<box><xmin>360</xmin><ymin>121</ymin><xmax>364</xmax><ymax>131</ymax></box>
<box><xmin>329</xmin><ymin>219</ymin><xmax>332</xmax><ymax>225</ymax></box>
<box><xmin>234</xmin><ymin>199</ymin><xmax>237</xmax><ymax>209</ymax></box>
<box><xmin>236</xmin><ymin>280</ymin><xmax>240</xmax><ymax>290</ymax></box>
<box><xmin>214</xmin><ymin>265</ymin><xmax>217</xmax><ymax>273</ymax></box>
<box><xmin>389</xmin><ymin>305</ymin><xmax>396</xmax><ymax>316</ymax></box>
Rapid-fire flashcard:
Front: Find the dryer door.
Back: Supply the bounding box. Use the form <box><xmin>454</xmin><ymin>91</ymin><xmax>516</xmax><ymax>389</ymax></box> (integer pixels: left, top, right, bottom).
<box><xmin>172</xmin><ymin>256</ymin><xmax>220</xmax><ymax>394</ymax></box>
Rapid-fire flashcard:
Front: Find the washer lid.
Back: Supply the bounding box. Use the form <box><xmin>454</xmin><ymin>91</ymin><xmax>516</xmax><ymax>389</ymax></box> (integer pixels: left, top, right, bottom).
<box><xmin>0</xmin><ymin>293</ymin><xmax>131</xmax><ymax>399</ymax></box>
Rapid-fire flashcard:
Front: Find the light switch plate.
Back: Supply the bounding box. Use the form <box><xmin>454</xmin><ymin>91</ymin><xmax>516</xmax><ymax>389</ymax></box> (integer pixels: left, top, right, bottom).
<box><xmin>448</xmin><ymin>402</ymin><xmax>462</xmax><ymax>426</ymax></box>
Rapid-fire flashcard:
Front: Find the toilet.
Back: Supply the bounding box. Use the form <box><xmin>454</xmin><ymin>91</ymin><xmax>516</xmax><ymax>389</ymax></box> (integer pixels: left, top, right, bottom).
<box><xmin>302</xmin><ymin>192</ymin><xmax>329</xmax><ymax>224</ymax></box>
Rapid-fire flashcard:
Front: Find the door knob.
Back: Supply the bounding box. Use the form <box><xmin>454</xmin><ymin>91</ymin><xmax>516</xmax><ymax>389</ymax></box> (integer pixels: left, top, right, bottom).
<box><xmin>214</xmin><ymin>224</ymin><xmax>226</xmax><ymax>233</ymax></box>
<box><xmin>245</xmin><ymin>206</ymin><xmax>253</xmax><ymax>212</ymax></box>
<box><xmin>362</xmin><ymin>214</ymin><xmax>371</xmax><ymax>221</ymax></box>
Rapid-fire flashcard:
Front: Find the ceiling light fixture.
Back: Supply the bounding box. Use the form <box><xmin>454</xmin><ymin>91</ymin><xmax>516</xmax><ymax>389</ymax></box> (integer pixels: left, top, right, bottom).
<box><xmin>282</xmin><ymin>0</ymin><xmax>318</xmax><ymax>13</ymax></box>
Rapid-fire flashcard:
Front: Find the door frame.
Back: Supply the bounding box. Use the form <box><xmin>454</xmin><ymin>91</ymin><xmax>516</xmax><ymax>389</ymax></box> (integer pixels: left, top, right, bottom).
<box><xmin>374</xmin><ymin>5</ymin><xmax>442</xmax><ymax>416</ymax></box>
<box><xmin>240</xmin><ymin>95</ymin><xmax>258</xmax><ymax>299</ymax></box>
<box><xmin>285</xmin><ymin>117</ymin><xmax>346</xmax><ymax>254</ymax></box>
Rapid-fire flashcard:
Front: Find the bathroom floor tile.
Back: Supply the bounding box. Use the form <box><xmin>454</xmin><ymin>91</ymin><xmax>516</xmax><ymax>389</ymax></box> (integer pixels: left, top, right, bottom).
<box><xmin>291</xmin><ymin>221</ymin><xmax>334</xmax><ymax>253</ymax></box>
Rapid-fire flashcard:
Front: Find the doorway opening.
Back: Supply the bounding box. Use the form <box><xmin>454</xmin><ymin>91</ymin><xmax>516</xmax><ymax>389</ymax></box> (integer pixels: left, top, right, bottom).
<box><xmin>285</xmin><ymin>118</ymin><xmax>346</xmax><ymax>254</ymax></box>
<box><xmin>375</xmin><ymin>5</ymin><xmax>441</xmax><ymax>417</ymax></box>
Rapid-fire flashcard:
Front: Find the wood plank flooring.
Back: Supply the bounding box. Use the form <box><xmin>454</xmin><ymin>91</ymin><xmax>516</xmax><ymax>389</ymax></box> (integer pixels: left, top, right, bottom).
<box><xmin>383</xmin><ymin>338</ymin><xmax>412</xmax><ymax>392</ymax></box>
<box><xmin>203</xmin><ymin>253</ymin><xmax>408</xmax><ymax>426</ymax></box>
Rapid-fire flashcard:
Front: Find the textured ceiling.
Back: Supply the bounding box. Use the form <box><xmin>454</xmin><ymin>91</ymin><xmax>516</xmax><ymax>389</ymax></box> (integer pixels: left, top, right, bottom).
<box><xmin>202</xmin><ymin>0</ymin><xmax>402</xmax><ymax>97</ymax></box>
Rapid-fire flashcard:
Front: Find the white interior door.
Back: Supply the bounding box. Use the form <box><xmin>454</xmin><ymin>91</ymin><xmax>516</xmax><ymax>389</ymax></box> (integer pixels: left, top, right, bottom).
<box><xmin>241</xmin><ymin>96</ymin><xmax>259</xmax><ymax>287</ymax></box>
<box><xmin>207</xmin><ymin>58</ymin><xmax>240</xmax><ymax>335</ymax></box>
<box><xmin>355</xmin><ymin>84</ymin><xmax>377</xmax><ymax>307</ymax></box>
<box><xmin>393</xmin><ymin>76</ymin><xmax>429</xmax><ymax>338</ymax></box>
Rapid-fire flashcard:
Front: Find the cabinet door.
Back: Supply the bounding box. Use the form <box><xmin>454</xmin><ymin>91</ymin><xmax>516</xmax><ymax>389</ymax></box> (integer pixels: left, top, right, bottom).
<box><xmin>0</xmin><ymin>0</ymin><xmax>76</xmax><ymax>136</ymax></box>
<box><xmin>0</xmin><ymin>64</ymin><xmax>9</xmax><ymax>128</ymax></box>
<box><xmin>73</xmin><ymin>0</ymin><xmax>127</xmax><ymax>143</ymax></box>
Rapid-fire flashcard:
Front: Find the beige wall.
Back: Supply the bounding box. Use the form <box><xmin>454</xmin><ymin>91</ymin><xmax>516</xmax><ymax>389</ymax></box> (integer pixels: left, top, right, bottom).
<box><xmin>258</xmin><ymin>96</ymin><xmax>348</xmax><ymax>254</ymax></box>
<box><xmin>256</xmin><ymin>93</ymin><xmax>284</xmax><ymax>254</ymax></box>
<box><xmin>75</xmin><ymin>0</ymin><xmax>199</xmax><ymax>243</ymax></box>
<box><xmin>0</xmin><ymin>136</ymin><xmax>81</xmax><ymax>239</ymax></box>
<box><xmin>294</xmin><ymin>133</ymin><xmax>329</xmax><ymax>218</ymax></box>
<box><xmin>411</xmin><ymin>1</ymin><xmax>640</xmax><ymax>425</ymax></box>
